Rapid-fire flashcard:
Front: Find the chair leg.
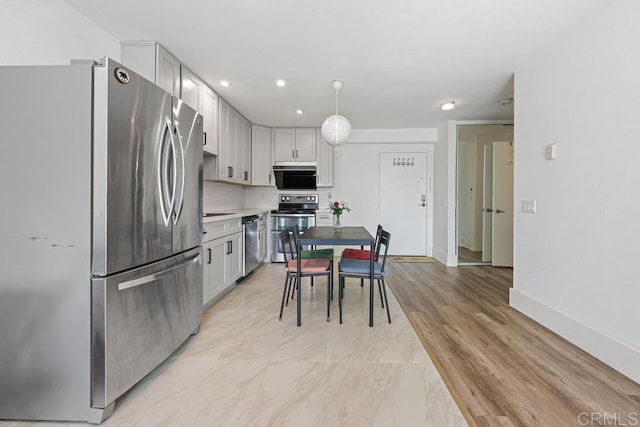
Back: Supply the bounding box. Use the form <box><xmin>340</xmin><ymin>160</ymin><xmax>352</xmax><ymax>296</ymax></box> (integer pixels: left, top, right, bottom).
<box><xmin>360</xmin><ymin>278</ymin><xmax>364</xmax><ymax>287</ymax></box>
<box><xmin>284</xmin><ymin>277</ymin><xmax>291</xmax><ymax>307</ymax></box>
<box><xmin>339</xmin><ymin>276</ymin><xmax>343</xmax><ymax>324</ymax></box>
<box><xmin>381</xmin><ymin>277</ymin><xmax>391</xmax><ymax>324</ymax></box>
<box><xmin>311</xmin><ymin>276</ymin><xmax>314</xmax><ymax>287</ymax></box>
<box><xmin>289</xmin><ymin>277</ymin><xmax>297</xmax><ymax>302</ymax></box>
<box><xmin>326</xmin><ymin>272</ymin><xmax>331</xmax><ymax>322</ymax></box>
<box><xmin>377</xmin><ymin>278</ymin><xmax>384</xmax><ymax>308</ymax></box>
<box><xmin>279</xmin><ymin>275</ymin><xmax>291</xmax><ymax>320</ymax></box>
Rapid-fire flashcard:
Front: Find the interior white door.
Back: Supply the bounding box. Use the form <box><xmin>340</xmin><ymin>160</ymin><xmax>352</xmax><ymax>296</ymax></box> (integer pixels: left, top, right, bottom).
<box><xmin>491</xmin><ymin>141</ymin><xmax>514</xmax><ymax>267</ymax></box>
<box><xmin>379</xmin><ymin>152</ymin><xmax>428</xmax><ymax>255</ymax></box>
<box><xmin>482</xmin><ymin>145</ymin><xmax>493</xmax><ymax>262</ymax></box>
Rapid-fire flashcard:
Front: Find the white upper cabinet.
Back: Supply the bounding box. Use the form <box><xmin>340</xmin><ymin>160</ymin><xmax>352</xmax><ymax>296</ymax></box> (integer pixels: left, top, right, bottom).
<box><xmin>294</xmin><ymin>128</ymin><xmax>317</xmax><ymax>161</ymax></box>
<box><xmin>202</xmin><ymin>86</ymin><xmax>218</xmax><ymax>155</ymax></box>
<box><xmin>273</xmin><ymin>128</ymin><xmax>317</xmax><ymax>162</ymax></box>
<box><xmin>252</xmin><ymin>125</ymin><xmax>274</xmax><ymax>186</ymax></box>
<box><xmin>120</xmin><ymin>42</ymin><xmax>180</xmax><ymax>97</ymax></box>
<box><xmin>180</xmin><ymin>65</ymin><xmax>204</xmax><ymax>112</ymax></box>
<box><xmin>242</xmin><ymin>120</ymin><xmax>252</xmax><ymax>184</ymax></box>
<box><xmin>316</xmin><ymin>129</ymin><xmax>334</xmax><ymax>187</ymax></box>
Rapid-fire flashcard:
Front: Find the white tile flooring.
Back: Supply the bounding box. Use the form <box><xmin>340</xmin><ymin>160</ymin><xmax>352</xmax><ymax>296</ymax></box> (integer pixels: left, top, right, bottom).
<box><xmin>2</xmin><ymin>263</ymin><xmax>466</xmax><ymax>426</ymax></box>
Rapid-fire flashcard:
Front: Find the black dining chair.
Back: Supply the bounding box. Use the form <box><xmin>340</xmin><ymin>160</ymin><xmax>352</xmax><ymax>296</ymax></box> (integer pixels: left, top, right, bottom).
<box><xmin>289</xmin><ymin>224</ymin><xmax>334</xmax><ymax>297</ymax></box>
<box><xmin>341</xmin><ymin>224</ymin><xmax>383</xmax><ymax>287</ymax></box>
<box><xmin>337</xmin><ymin>230</ymin><xmax>392</xmax><ymax>324</ymax></box>
<box><xmin>278</xmin><ymin>229</ymin><xmax>333</xmax><ymax>322</ymax></box>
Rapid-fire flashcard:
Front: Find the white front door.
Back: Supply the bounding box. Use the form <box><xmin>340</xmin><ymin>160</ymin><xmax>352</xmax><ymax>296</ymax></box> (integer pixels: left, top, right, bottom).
<box><xmin>492</xmin><ymin>141</ymin><xmax>514</xmax><ymax>267</ymax></box>
<box><xmin>379</xmin><ymin>152</ymin><xmax>428</xmax><ymax>255</ymax></box>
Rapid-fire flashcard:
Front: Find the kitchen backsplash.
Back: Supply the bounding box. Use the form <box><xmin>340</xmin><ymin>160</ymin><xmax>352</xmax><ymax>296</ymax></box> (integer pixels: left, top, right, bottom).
<box><xmin>203</xmin><ymin>181</ymin><xmax>246</xmax><ymax>212</ymax></box>
<box><xmin>244</xmin><ymin>186</ymin><xmax>333</xmax><ymax>209</ymax></box>
<box><xmin>203</xmin><ymin>182</ymin><xmax>335</xmax><ymax>212</ymax></box>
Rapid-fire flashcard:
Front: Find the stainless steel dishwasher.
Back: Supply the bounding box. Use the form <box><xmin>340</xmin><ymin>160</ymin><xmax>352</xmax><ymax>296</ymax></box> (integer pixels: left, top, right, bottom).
<box><xmin>242</xmin><ymin>215</ymin><xmax>260</xmax><ymax>277</ymax></box>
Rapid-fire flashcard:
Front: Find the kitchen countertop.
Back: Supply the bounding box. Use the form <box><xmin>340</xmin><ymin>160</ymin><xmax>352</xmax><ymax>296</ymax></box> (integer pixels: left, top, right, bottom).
<box><xmin>202</xmin><ymin>208</ymin><xmax>271</xmax><ymax>223</ymax></box>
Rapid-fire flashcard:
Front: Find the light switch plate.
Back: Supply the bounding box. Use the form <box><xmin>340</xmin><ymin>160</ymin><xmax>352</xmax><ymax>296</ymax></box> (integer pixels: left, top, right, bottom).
<box><xmin>522</xmin><ymin>200</ymin><xmax>537</xmax><ymax>213</ymax></box>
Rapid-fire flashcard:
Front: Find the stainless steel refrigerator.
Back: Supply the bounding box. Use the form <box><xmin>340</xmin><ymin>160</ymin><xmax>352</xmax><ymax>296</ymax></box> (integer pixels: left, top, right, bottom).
<box><xmin>0</xmin><ymin>58</ymin><xmax>203</xmax><ymax>423</ymax></box>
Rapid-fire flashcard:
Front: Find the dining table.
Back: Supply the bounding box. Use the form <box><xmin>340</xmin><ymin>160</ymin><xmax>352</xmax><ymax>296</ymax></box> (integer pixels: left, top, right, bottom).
<box><xmin>296</xmin><ymin>226</ymin><xmax>375</xmax><ymax>327</ymax></box>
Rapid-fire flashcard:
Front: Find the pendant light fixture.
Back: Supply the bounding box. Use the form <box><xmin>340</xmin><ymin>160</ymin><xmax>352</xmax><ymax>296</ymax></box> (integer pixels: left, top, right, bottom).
<box><xmin>321</xmin><ymin>80</ymin><xmax>352</xmax><ymax>146</ymax></box>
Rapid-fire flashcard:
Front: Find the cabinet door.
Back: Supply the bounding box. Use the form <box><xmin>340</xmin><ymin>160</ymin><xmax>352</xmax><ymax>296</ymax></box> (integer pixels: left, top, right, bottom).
<box><xmin>228</xmin><ymin>108</ymin><xmax>239</xmax><ymax>182</ymax></box>
<box><xmin>273</xmin><ymin>128</ymin><xmax>295</xmax><ymax>161</ymax></box>
<box><xmin>242</xmin><ymin>120</ymin><xmax>252</xmax><ymax>184</ymax></box>
<box><xmin>316</xmin><ymin>129</ymin><xmax>334</xmax><ymax>187</ymax></box>
<box><xmin>295</xmin><ymin>128</ymin><xmax>317</xmax><ymax>161</ymax></box>
<box><xmin>156</xmin><ymin>45</ymin><xmax>180</xmax><ymax>97</ymax></box>
<box><xmin>208</xmin><ymin>237</ymin><xmax>228</xmax><ymax>301</ymax></box>
<box><xmin>226</xmin><ymin>233</ymin><xmax>243</xmax><ymax>285</ymax></box>
<box><xmin>180</xmin><ymin>66</ymin><xmax>203</xmax><ymax>112</ymax></box>
<box><xmin>202</xmin><ymin>240</ymin><xmax>213</xmax><ymax>304</ymax></box>
<box><xmin>202</xmin><ymin>86</ymin><xmax>218</xmax><ymax>155</ymax></box>
<box><xmin>251</xmin><ymin>125</ymin><xmax>274</xmax><ymax>186</ymax></box>
<box><xmin>218</xmin><ymin>99</ymin><xmax>229</xmax><ymax>180</ymax></box>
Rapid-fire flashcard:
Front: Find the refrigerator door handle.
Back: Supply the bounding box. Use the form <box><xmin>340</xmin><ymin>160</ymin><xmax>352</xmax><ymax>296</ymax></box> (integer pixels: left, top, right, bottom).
<box><xmin>117</xmin><ymin>252</ymin><xmax>199</xmax><ymax>291</ymax></box>
<box><xmin>158</xmin><ymin>118</ymin><xmax>174</xmax><ymax>226</ymax></box>
<box><xmin>172</xmin><ymin>119</ymin><xmax>188</xmax><ymax>225</ymax></box>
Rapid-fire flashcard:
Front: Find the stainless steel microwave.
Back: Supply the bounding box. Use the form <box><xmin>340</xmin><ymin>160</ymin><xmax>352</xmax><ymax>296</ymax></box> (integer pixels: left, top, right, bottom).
<box><xmin>272</xmin><ymin>162</ymin><xmax>317</xmax><ymax>190</ymax></box>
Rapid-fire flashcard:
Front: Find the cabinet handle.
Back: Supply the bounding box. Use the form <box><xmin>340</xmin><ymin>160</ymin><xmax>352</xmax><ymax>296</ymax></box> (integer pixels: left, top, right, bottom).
<box><xmin>228</xmin><ymin>166</ymin><xmax>233</xmax><ymax>178</ymax></box>
<box><xmin>207</xmin><ymin>248</ymin><xmax>212</xmax><ymax>264</ymax></box>
<box><xmin>203</xmin><ymin>132</ymin><xmax>207</xmax><ymax>146</ymax></box>
<box><xmin>268</xmin><ymin>174</ymin><xmax>271</xmax><ymax>183</ymax></box>
<box><xmin>226</xmin><ymin>240</ymin><xmax>233</xmax><ymax>254</ymax></box>
<box><xmin>244</xmin><ymin>171</ymin><xmax>248</xmax><ymax>181</ymax></box>
<box><xmin>292</xmin><ymin>149</ymin><xmax>295</xmax><ymax>159</ymax></box>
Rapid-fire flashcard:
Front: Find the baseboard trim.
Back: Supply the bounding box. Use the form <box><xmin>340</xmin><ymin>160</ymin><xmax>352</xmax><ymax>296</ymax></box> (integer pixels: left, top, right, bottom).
<box><xmin>509</xmin><ymin>288</ymin><xmax>640</xmax><ymax>383</ymax></box>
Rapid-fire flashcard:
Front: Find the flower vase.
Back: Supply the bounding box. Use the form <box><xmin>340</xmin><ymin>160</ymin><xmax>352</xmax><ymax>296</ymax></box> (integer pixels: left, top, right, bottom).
<box><xmin>333</xmin><ymin>214</ymin><xmax>342</xmax><ymax>232</ymax></box>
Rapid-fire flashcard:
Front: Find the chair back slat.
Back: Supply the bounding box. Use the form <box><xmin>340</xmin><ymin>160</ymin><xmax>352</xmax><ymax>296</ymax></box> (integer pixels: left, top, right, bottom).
<box><xmin>377</xmin><ymin>230</ymin><xmax>391</xmax><ymax>273</ymax></box>
<box><xmin>279</xmin><ymin>229</ymin><xmax>296</xmax><ymax>263</ymax></box>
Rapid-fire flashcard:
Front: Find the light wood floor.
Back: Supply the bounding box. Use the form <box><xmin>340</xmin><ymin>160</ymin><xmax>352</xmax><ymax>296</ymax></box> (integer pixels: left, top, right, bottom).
<box><xmin>385</xmin><ymin>261</ymin><xmax>640</xmax><ymax>426</ymax></box>
<box><xmin>457</xmin><ymin>246</ymin><xmax>484</xmax><ymax>264</ymax></box>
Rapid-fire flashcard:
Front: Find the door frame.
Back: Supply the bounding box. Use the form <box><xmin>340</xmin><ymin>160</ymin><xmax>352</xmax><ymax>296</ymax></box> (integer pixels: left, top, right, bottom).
<box><xmin>447</xmin><ymin>120</ymin><xmax>514</xmax><ymax>267</ymax></box>
<box><xmin>377</xmin><ymin>148</ymin><xmax>434</xmax><ymax>257</ymax></box>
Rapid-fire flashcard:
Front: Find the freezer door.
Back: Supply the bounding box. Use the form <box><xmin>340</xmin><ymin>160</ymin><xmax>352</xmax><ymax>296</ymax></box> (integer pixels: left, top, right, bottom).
<box><xmin>172</xmin><ymin>97</ymin><xmax>203</xmax><ymax>254</ymax></box>
<box><xmin>91</xmin><ymin>247</ymin><xmax>202</xmax><ymax>408</ymax></box>
<box><xmin>93</xmin><ymin>58</ymin><xmax>174</xmax><ymax>276</ymax></box>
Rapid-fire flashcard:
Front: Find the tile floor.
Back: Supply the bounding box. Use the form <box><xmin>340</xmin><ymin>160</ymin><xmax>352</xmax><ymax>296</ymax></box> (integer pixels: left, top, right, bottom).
<box><xmin>2</xmin><ymin>263</ymin><xmax>466</xmax><ymax>427</ymax></box>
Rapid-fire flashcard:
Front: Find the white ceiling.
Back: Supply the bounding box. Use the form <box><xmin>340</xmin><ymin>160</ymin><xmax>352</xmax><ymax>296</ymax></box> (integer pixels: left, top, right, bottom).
<box><xmin>63</xmin><ymin>0</ymin><xmax>607</xmax><ymax>129</ymax></box>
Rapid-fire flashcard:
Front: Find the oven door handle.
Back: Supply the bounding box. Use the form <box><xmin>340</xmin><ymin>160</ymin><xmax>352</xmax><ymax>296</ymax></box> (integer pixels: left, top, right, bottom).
<box><xmin>271</xmin><ymin>214</ymin><xmax>316</xmax><ymax>218</ymax></box>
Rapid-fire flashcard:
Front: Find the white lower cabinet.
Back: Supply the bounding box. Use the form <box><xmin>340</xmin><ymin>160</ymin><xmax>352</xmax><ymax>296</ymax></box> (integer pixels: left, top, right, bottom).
<box><xmin>202</xmin><ymin>219</ymin><xmax>243</xmax><ymax>306</ymax></box>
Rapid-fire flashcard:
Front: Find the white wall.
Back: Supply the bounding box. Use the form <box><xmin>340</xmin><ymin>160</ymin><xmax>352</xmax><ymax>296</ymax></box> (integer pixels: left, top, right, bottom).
<box><xmin>0</xmin><ymin>0</ymin><xmax>119</xmax><ymax>65</ymax></box>
<box><xmin>333</xmin><ymin>137</ymin><xmax>436</xmax><ymax>254</ymax></box>
<box><xmin>432</xmin><ymin>122</ymin><xmax>451</xmax><ymax>264</ymax></box>
<box><xmin>512</xmin><ymin>0</ymin><xmax>640</xmax><ymax>382</ymax></box>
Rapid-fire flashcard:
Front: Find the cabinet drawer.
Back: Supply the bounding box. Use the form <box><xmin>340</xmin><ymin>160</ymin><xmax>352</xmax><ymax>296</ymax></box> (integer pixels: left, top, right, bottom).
<box><xmin>203</xmin><ymin>218</ymin><xmax>242</xmax><ymax>242</ymax></box>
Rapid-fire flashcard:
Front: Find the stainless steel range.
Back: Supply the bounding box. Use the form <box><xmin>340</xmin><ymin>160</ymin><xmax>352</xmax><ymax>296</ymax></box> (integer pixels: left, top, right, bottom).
<box><xmin>270</xmin><ymin>194</ymin><xmax>318</xmax><ymax>262</ymax></box>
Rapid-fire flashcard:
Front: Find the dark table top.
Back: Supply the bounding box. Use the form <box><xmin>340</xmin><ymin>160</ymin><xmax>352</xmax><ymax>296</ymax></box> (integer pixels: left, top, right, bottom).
<box><xmin>299</xmin><ymin>226</ymin><xmax>374</xmax><ymax>246</ymax></box>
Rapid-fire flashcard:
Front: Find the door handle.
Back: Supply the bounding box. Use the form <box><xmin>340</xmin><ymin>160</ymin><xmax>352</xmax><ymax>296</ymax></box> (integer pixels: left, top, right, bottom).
<box><xmin>495</xmin><ymin>209</ymin><xmax>506</xmax><ymax>214</ymax></box>
<box><xmin>419</xmin><ymin>203</ymin><xmax>426</xmax><ymax>207</ymax></box>
<box><xmin>483</xmin><ymin>208</ymin><xmax>494</xmax><ymax>212</ymax></box>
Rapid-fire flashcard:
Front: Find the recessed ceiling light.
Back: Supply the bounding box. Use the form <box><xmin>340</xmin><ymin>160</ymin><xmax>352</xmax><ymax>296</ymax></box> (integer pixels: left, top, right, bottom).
<box><xmin>440</xmin><ymin>101</ymin><xmax>455</xmax><ymax>111</ymax></box>
<box><xmin>296</xmin><ymin>109</ymin><xmax>304</xmax><ymax>115</ymax></box>
<box><xmin>220</xmin><ymin>80</ymin><xmax>230</xmax><ymax>87</ymax></box>
<box><xmin>276</xmin><ymin>79</ymin><xmax>286</xmax><ymax>87</ymax></box>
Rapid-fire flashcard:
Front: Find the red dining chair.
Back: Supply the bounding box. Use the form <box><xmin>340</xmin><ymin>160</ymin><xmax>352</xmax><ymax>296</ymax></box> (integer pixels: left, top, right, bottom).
<box><xmin>278</xmin><ymin>229</ymin><xmax>333</xmax><ymax>322</ymax></box>
<box><xmin>338</xmin><ymin>229</ymin><xmax>392</xmax><ymax>324</ymax></box>
<box><xmin>341</xmin><ymin>224</ymin><xmax>383</xmax><ymax>287</ymax></box>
